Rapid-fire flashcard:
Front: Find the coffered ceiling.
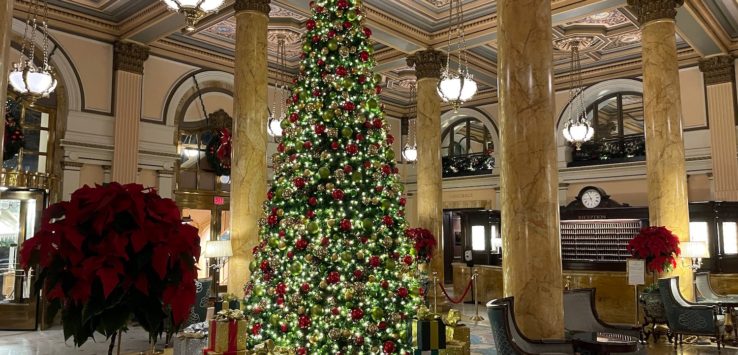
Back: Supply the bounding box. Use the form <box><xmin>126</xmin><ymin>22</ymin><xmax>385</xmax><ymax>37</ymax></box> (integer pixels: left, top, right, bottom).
<box><xmin>14</xmin><ymin>0</ymin><xmax>738</xmax><ymax>110</ymax></box>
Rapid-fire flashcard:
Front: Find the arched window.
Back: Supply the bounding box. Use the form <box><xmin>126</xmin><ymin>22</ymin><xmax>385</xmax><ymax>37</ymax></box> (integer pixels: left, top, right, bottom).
<box><xmin>570</xmin><ymin>92</ymin><xmax>646</xmax><ymax>166</ymax></box>
<box><xmin>440</xmin><ymin>118</ymin><xmax>495</xmax><ymax>177</ymax></box>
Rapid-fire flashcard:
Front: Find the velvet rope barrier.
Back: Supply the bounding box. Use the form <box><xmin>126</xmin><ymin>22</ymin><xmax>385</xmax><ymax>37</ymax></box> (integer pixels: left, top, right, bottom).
<box><xmin>437</xmin><ymin>279</ymin><xmax>473</xmax><ymax>304</ymax></box>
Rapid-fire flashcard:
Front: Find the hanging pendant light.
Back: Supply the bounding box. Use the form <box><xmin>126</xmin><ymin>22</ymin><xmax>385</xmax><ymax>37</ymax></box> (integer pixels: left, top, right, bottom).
<box><xmin>268</xmin><ymin>35</ymin><xmax>287</xmax><ymax>138</ymax></box>
<box><xmin>437</xmin><ymin>0</ymin><xmax>477</xmax><ymax>112</ymax></box>
<box><xmin>402</xmin><ymin>84</ymin><xmax>418</xmax><ymax>163</ymax></box>
<box><xmin>560</xmin><ymin>39</ymin><xmax>594</xmax><ymax>150</ymax></box>
<box><xmin>9</xmin><ymin>0</ymin><xmax>57</xmax><ymax>104</ymax></box>
<box><xmin>162</xmin><ymin>0</ymin><xmax>225</xmax><ymax>32</ymax></box>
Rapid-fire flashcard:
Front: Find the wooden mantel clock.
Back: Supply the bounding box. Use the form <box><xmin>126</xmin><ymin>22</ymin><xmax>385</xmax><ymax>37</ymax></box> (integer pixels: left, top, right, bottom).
<box><xmin>567</xmin><ymin>186</ymin><xmax>627</xmax><ymax>209</ymax></box>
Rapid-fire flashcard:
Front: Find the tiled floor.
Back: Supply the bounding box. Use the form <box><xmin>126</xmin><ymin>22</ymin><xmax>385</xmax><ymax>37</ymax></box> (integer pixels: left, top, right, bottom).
<box><xmin>0</xmin><ymin>303</ymin><xmax>737</xmax><ymax>354</ymax></box>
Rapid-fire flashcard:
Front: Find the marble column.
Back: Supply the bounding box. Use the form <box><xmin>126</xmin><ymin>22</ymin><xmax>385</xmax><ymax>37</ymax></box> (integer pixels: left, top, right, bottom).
<box><xmin>406</xmin><ymin>49</ymin><xmax>445</xmax><ymax>281</ymax></box>
<box><xmin>700</xmin><ymin>55</ymin><xmax>738</xmax><ymax>201</ymax></box>
<box><xmin>0</xmin><ymin>1</ymin><xmax>14</xmax><ymax>162</ymax></box>
<box><xmin>629</xmin><ymin>0</ymin><xmax>693</xmax><ymax>299</ymax></box>
<box><xmin>228</xmin><ymin>0</ymin><xmax>270</xmax><ymax>297</ymax></box>
<box><xmin>498</xmin><ymin>0</ymin><xmax>564</xmax><ymax>339</ymax></box>
<box><xmin>111</xmin><ymin>41</ymin><xmax>148</xmax><ymax>184</ymax></box>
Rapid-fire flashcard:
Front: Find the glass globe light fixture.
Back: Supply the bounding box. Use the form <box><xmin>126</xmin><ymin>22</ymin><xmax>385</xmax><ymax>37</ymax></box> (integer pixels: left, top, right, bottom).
<box><xmin>562</xmin><ymin>118</ymin><xmax>594</xmax><ymax>150</ymax></box>
<box><xmin>162</xmin><ymin>0</ymin><xmax>225</xmax><ymax>31</ymax></box>
<box><xmin>268</xmin><ymin>116</ymin><xmax>283</xmax><ymax>137</ymax></box>
<box><xmin>9</xmin><ymin>0</ymin><xmax>57</xmax><ymax>104</ymax></box>
<box><xmin>436</xmin><ymin>0</ymin><xmax>477</xmax><ymax>112</ymax></box>
<box><xmin>437</xmin><ymin>71</ymin><xmax>477</xmax><ymax>112</ymax></box>
<box><xmin>402</xmin><ymin>143</ymin><xmax>418</xmax><ymax>162</ymax></box>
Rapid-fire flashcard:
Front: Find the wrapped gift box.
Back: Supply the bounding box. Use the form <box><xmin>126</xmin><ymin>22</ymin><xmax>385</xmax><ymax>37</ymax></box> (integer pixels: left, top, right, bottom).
<box><xmin>408</xmin><ymin>317</ymin><xmax>446</xmax><ymax>350</ymax></box>
<box><xmin>173</xmin><ymin>335</ymin><xmax>208</xmax><ymax>355</ymax></box>
<box><xmin>445</xmin><ymin>325</ymin><xmax>470</xmax><ymax>347</ymax></box>
<box><xmin>203</xmin><ymin>319</ymin><xmax>247</xmax><ymax>354</ymax></box>
<box><xmin>444</xmin><ymin>340</ymin><xmax>469</xmax><ymax>355</ymax></box>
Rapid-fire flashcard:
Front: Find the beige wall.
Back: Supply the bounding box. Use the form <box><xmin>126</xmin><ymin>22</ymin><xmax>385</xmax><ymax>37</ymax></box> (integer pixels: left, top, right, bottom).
<box><xmin>50</xmin><ymin>30</ymin><xmax>113</xmax><ymax>113</ymax></box>
<box><xmin>142</xmin><ymin>56</ymin><xmax>196</xmax><ymax>122</ymax></box>
<box><xmin>79</xmin><ymin>164</ymin><xmax>104</xmax><ymax>187</ymax></box>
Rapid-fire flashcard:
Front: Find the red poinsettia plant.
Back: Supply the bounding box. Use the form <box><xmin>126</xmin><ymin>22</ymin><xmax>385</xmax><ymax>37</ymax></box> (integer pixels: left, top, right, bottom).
<box><xmin>626</xmin><ymin>226</ymin><xmax>681</xmax><ymax>273</ymax></box>
<box><xmin>405</xmin><ymin>227</ymin><xmax>437</xmax><ymax>263</ymax></box>
<box><xmin>20</xmin><ymin>183</ymin><xmax>201</xmax><ymax>347</ymax></box>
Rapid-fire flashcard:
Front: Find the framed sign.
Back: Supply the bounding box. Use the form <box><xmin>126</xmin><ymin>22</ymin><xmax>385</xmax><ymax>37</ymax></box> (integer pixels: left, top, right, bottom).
<box><xmin>627</xmin><ymin>259</ymin><xmax>645</xmax><ymax>286</ymax></box>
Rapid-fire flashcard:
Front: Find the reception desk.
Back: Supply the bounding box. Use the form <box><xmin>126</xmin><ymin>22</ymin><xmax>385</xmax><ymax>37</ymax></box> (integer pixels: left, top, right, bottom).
<box><xmin>452</xmin><ymin>263</ymin><xmax>738</xmax><ymax>324</ymax></box>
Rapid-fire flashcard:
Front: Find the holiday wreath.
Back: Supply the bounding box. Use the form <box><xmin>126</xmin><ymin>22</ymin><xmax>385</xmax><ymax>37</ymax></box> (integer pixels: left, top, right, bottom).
<box><xmin>206</xmin><ymin>128</ymin><xmax>231</xmax><ymax>177</ymax></box>
<box><xmin>3</xmin><ymin>99</ymin><xmax>24</xmax><ymax>162</ymax></box>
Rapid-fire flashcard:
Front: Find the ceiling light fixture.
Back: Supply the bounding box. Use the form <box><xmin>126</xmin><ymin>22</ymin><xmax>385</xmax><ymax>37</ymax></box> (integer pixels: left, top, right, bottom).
<box><xmin>437</xmin><ymin>0</ymin><xmax>477</xmax><ymax>112</ymax></box>
<box><xmin>561</xmin><ymin>39</ymin><xmax>594</xmax><ymax>150</ymax></box>
<box><xmin>268</xmin><ymin>35</ymin><xmax>287</xmax><ymax>138</ymax></box>
<box><xmin>162</xmin><ymin>0</ymin><xmax>225</xmax><ymax>32</ymax></box>
<box><xmin>9</xmin><ymin>0</ymin><xmax>57</xmax><ymax>104</ymax></box>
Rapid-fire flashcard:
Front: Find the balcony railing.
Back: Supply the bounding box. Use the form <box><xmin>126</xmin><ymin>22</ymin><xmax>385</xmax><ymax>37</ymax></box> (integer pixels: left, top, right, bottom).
<box><xmin>442</xmin><ymin>152</ymin><xmax>495</xmax><ymax>178</ymax></box>
<box><xmin>569</xmin><ymin>135</ymin><xmax>646</xmax><ymax>167</ymax></box>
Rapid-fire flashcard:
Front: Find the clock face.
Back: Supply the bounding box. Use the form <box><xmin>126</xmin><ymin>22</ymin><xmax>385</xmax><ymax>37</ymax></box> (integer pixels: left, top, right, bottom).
<box><xmin>581</xmin><ymin>189</ymin><xmax>602</xmax><ymax>209</ymax></box>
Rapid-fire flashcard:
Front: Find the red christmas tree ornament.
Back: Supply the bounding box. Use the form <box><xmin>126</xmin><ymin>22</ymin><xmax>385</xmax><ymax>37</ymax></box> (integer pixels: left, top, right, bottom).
<box><xmin>346</xmin><ymin>144</ymin><xmax>359</xmax><ymax>155</ymax></box>
<box><xmin>397</xmin><ymin>287</ymin><xmax>409</xmax><ymax>298</ymax></box>
<box><xmin>327</xmin><ymin>271</ymin><xmax>341</xmax><ymax>284</ymax></box>
<box><xmin>363</xmin><ymin>27</ymin><xmax>372</xmax><ymax>37</ymax></box>
<box><xmin>369</xmin><ymin>255</ymin><xmax>381</xmax><ymax>268</ymax></box>
<box><xmin>306</xmin><ymin>19</ymin><xmax>316</xmax><ymax>30</ymax></box>
<box><xmin>359</xmin><ymin>51</ymin><xmax>369</xmax><ymax>62</ymax></box>
<box><xmin>332</xmin><ymin>189</ymin><xmax>345</xmax><ymax>200</ymax></box>
<box><xmin>340</xmin><ymin>218</ymin><xmax>352</xmax><ymax>231</ymax></box>
<box><xmin>351</xmin><ymin>308</ymin><xmax>364</xmax><ymax>320</ymax></box>
<box><xmin>383</xmin><ymin>340</ymin><xmax>396</xmax><ymax>353</ymax></box>
<box><xmin>294</xmin><ymin>177</ymin><xmax>306</xmax><ymax>189</ymax></box>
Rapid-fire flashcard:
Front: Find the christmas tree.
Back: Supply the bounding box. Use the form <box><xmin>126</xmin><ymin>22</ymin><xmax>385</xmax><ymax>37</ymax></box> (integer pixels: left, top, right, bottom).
<box><xmin>242</xmin><ymin>0</ymin><xmax>420</xmax><ymax>353</ymax></box>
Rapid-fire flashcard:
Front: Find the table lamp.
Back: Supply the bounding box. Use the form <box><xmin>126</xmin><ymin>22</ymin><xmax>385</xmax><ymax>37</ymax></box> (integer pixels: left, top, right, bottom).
<box><xmin>681</xmin><ymin>241</ymin><xmax>709</xmax><ymax>271</ymax></box>
<box><xmin>203</xmin><ymin>240</ymin><xmax>233</xmax><ymax>299</ymax></box>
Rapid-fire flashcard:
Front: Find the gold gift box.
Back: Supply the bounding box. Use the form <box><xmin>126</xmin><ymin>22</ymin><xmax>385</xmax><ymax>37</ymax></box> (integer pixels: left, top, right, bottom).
<box><xmin>444</xmin><ymin>340</ymin><xmax>469</xmax><ymax>355</ymax></box>
<box><xmin>208</xmin><ymin>319</ymin><xmax>247</xmax><ymax>353</ymax></box>
<box><xmin>446</xmin><ymin>325</ymin><xmax>470</xmax><ymax>344</ymax></box>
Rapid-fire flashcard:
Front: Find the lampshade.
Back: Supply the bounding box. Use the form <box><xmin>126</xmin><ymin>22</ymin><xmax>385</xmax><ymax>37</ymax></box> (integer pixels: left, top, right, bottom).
<box><xmin>562</xmin><ymin>121</ymin><xmax>594</xmax><ymax>143</ymax></box>
<box><xmin>681</xmin><ymin>241</ymin><xmax>709</xmax><ymax>259</ymax></box>
<box><xmin>204</xmin><ymin>240</ymin><xmax>233</xmax><ymax>258</ymax></box>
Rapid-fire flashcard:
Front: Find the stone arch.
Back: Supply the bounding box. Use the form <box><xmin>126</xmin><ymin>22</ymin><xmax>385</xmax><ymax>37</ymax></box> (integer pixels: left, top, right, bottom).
<box><xmin>441</xmin><ymin>107</ymin><xmax>500</xmax><ymax>158</ymax></box>
<box><xmin>165</xmin><ymin>70</ymin><xmax>235</xmax><ymax>127</ymax></box>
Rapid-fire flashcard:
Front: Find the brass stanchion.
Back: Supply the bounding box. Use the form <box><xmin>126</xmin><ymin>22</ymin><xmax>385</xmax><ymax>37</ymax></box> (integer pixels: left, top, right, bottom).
<box><xmin>470</xmin><ymin>268</ymin><xmax>484</xmax><ymax>321</ymax></box>
<box><xmin>432</xmin><ymin>272</ymin><xmax>438</xmax><ymax>314</ymax></box>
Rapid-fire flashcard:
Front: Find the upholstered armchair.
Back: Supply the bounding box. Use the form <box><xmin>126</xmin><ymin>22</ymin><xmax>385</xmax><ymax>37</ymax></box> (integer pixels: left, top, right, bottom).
<box><xmin>487</xmin><ymin>298</ymin><xmax>574</xmax><ymax>354</ymax></box>
<box><xmin>695</xmin><ymin>272</ymin><xmax>738</xmax><ymax>302</ymax></box>
<box><xmin>658</xmin><ymin>277</ymin><xmax>726</xmax><ymax>350</ymax></box>
<box><xmin>563</xmin><ymin>289</ymin><xmax>641</xmax><ymax>338</ymax></box>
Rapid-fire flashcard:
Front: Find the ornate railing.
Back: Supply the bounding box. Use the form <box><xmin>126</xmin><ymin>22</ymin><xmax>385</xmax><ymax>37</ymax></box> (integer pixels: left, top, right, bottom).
<box><xmin>442</xmin><ymin>153</ymin><xmax>495</xmax><ymax>178</ymax></box>
<box><xmin>569</xmin><ymin>135</ymin><xmax>646</xmax><ymax>167</ymax></box>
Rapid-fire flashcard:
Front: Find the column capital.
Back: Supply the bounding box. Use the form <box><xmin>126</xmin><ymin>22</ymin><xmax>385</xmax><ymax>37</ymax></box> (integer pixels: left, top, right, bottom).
<box><xmin>699</xmin><ymin>55</ymin><xmax>735</xmax><ymax>86</ymax></box>
<box><xmin>627</xmin><ymin>0</ymin><xmax>683</xmax><ymax>25</ymax></box>
<box><xmin>406</xmin><ymin>49</ymin><xmax>445</xmax><ymax>80</ymax></box>
<box><xmin>113</xmin><ymin>41</ymin><xmax>149</xmax><ymax>74</ymax></box>
<box><xmin>234</xmin><ymin>0</ymin><xmax>271</xmax><ymax>15</ymax></box>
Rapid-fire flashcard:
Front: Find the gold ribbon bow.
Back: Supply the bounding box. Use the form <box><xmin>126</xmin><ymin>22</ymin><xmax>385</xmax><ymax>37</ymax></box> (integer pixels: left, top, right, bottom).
<box><xmin>214</xmin><ymin>308</ymin><xmax>246</xmax><ymax>321</ymax></box>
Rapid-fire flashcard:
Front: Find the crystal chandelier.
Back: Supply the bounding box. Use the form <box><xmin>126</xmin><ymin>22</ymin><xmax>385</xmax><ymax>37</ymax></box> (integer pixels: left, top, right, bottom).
<box><xmin>268</xmin><ymin>35</ymin><xmax>287</xmax><ymax>138</ymax></box>
<box><xmin>162</xmin><ymin>0</ymin><xmax>224</xmax><ymax>32</ymax></box>
<box><xmin>561</xmin><ymin>39</ymin><xmax>594</xmax><ymax>150</ymax></box>
<box><xmin>9</xmin><ymin>0</ymin><xmax>57</xmax><ymax>104</ymax></box>
<box><xmin>402</xmin><ymin>84</ymin><xmax>418</xmax><ymax>163</ymax></box>
<box><xmin>437</xmin><ymin>0</ymin><xmax>477</xmax><ymax>112</ymax></box>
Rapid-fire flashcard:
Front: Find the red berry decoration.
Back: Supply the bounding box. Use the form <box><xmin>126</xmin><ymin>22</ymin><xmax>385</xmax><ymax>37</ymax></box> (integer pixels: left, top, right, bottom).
<box><xmin>337</xmin><ymin>0</ymin><xmax>349</xmax><ymax>9</ymax></box>
<box><xmin>306</xmin><ymin>19</ymin><xmax>316</xmax><ymax>30</ymax></box>
<box><xmin>382</xmin><ymin>165</ymin><xmax>392</xmax><ymax>175</ymax></box>
<box><xmin>403</xmin><ymin>255</ymin><xmax>413</xmax><ymax>265</ymax></box>
<box><xmin>328</xmin><ymin>29</ymin><xmax>336</xmax><ymax>38</ymax></box>
<box><xmin>277</xmin><ymin>143</ymin><xmax>285</xmax><ymax>153</ymax></box>
<box><xmin>387</xmin><ymin>134</ymin><xmax>395</xmax><ymax>144</ymax></box>
<box><xmin>275</xmin><ymin>282</ymin><xmax>287</xmax><ymax>295</ymax></box>
<box><xmin>351</xmin><ymin>308</ymin><xmax>364</xmax><ymax>320</ymax></box>
<box><xmin>383</xmin><ymin>215</ymin><xmax>394</xmax><ymax>226</ymax></box>
<box><xmin>399</xmin><ymin>197</ymin><xmax>407</xmax><ymax>206</ymax></box>
<box><xmin>343</xmin><ymin>21</ymin><xmax>352</xmax><ymax>29</ymax></box>
<box><xmin>260</xmin><ymin>260</ymin><xmax>270</xmax><ymax>272</ymax></box>
<box><xmin>315</xmin><ymin>124</ymin><xmax>326</xmax><ymax>134</ymax></box>
<box><xmin>373</xmin><ymin>118</ymin><xmax>383</xmax><ymax>128</ymax></box>
<box><xmin>299</xmin><ymin>315</ymin><xmax>311</xmax><ymax>329</ymax></box>
<box><xmin>332</xmin><ymin>189</ymin><xmax>345</xmax><ymax>200</ymax></box>
<box><xmin>276</xmin><ymin>297</ymin><xmax>284</xmax><ymax>305</ymax></box>
<box><xmin>296</xmin><ymin>238</ymin><xmax>308</xmax><ymax>250</ymax></box>
<box><xmin>397</xmin><ymin>287</ymin><xmax>409</xmax><ymax>298</ymax></box>
<box><xmin>343</xmin><ymin>101</ymin><xmax>356</xmax><ymax>111</ymax></box>
<box><xmin>346</xmin><ymin>144</ymin><xmax>359</xmax><ymax>155</ymax></box>
<box><xmin>252</xmin><ymin>323</ymin><xmax>262</xmax><ymax>335</ymax></box>
<box><xmin>369</xmin><ymin>255</ymin><xmax>381</xmax><ymax>268</ymax></box>
<box><xmin>289</xmin><ymin>112</ymin><xmax>299</xmax><ymax>122</ymax></box>
<box><xmin>340</xmin><ymin>218</ymin><xmax>352</xmax><ymax>231</ymax></box>
<box><xmin>267</xmin><ymin>214</ymin><xmax>278</xmax><ymax>226</ymax></box>
<box><xmin>327</xmin><ymin>271</ymin><xmax>341</xmax><ymax>284</ymax></box>
<box><xmin>375</xmin><ymin>85</ymin><xmax>382</xmax><ymax>94</ymax></box>
<box><xmin>336</xmin><ymin>66</ymin><xmax>348</xmax><ymax>77</ymax></box>
<box><xmin>267</xmin><ymin>190</ymin><xmax>274</xmax><ymax>200</ymax></box>
<box><xmin>359</xmin><ymin>51</ymin><xmax>369</xmax><ymax>62</ymax></box>
<box><xmin>294</xmin><ymin>177</ymin><xmax>306</xmax><ymax>188</ymax></box>
<box><xmin>312</xmin><ymin>35</ymin><xmax>320</xmax><ymax>43</ymax></box>
<box><xmin>383</xmin><ymin>340</ymin><xmax>396</xmax><ymax>353</ymax></box>
<box><xmin>363</xmin><ymin>27</ymin><xmax>372</xmax><ymax>37</ymax></box>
